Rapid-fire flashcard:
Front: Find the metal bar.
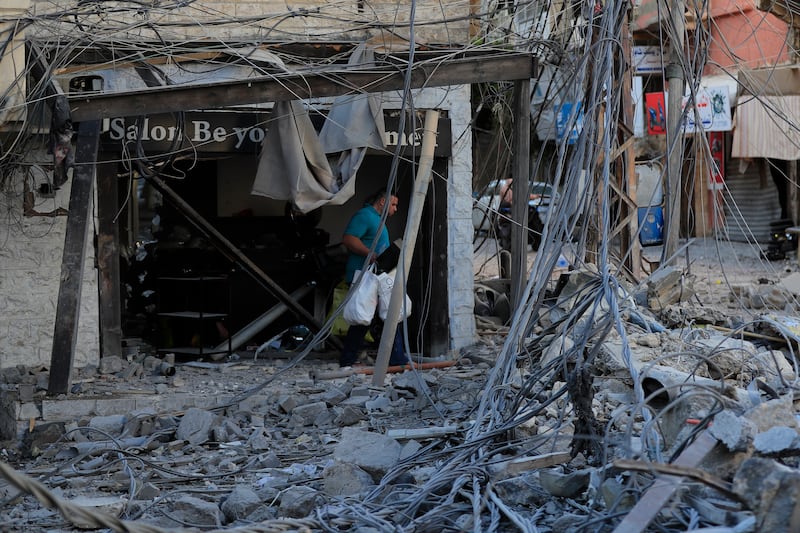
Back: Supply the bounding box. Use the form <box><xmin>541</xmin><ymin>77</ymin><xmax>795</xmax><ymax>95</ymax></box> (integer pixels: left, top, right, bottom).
<box><xmin>213</xmin><ymin>283</ymin><xmax>315</xmax><ymax>353</ymax></box>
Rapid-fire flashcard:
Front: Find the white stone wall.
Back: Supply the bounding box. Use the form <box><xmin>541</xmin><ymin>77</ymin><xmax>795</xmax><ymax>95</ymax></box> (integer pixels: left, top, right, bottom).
<box><xmin>0</xmin><ymin>158</ymin><xmax>100</xmax><ymax>369</ymax></box>
<box><xmin>383</xmin><ymin>85</ymin><xmax>476</xmax><ymax>350</ymax></box>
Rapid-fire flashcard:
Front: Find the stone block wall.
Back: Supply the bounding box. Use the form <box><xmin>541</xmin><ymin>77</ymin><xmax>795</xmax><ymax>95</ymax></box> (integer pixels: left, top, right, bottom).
<box><xmin>27</xmin><ymin>0</ymin><xmax>472</xmax><ymax>44</ymax></box>
<box><xmin>0</xmin><ymin>160</ymin><xmax>99</xmax><ymax>369</ymax></box>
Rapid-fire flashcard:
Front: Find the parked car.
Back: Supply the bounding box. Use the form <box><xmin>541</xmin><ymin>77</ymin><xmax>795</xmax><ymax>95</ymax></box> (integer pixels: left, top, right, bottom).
<box><xmin>472</xmin><ymin>179</ymin><xmax>560</xmax><ymax>251</ymax></box>
<box><xmin>472</xmin><ymin>179</ymin><xmax>560</xmax><ymax>232</ymax></box>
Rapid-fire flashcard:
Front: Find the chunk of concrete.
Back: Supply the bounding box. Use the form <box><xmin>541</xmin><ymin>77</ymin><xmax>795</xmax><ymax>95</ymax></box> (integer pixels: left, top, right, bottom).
<box><xmin>170</xmin><ymin>496</ymin><xmax>222</xmax><ymax>527</ymax></box>
<box><xmin>221</xmin><ymin>486</ymin><xmax>261</xmax><ymax>522</ymax></box>
<box><xmin>278</xmin><ymin>485</ymin><xmax>320</xmax><ymax>518</ymax></box>
<box><xmin>538</xmin><ymin>468</ymin><xmax>592</xmax><ymax>498</ymax></box>
<box><xmin>753</xmin><ymin>426</ymin><xmax>800</xmax><ymax>455</ymax></box>
<box><xmin>710</xmin><ymin>410</ymin><xmax>755</xmax><ymax>452</ymax></box>
<box><xmin>733</xmin><ymin>457</ymin><xmax>800</xmax><ymax>532</ymax></box>
<box><xmin>176</xmin><ymin>408</ymin><xmax>216</xmax><ymax>446</ymax></box>
<box><xmin>322</xmin><ymin>462</ymin><xmax>375</xmax><ymax>496</ymax></box>
<box><xmin>333</xmin><ymin>428</ymin><xmax>402</xmax><ymax>479</ymax></box>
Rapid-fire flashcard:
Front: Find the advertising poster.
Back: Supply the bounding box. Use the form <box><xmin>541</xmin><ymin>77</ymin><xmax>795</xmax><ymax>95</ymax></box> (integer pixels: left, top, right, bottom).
<box><xmin>645</xmin><ymin>92</ymin><xmax>666</xmax><ymax>135</ymax></box>
<box><xmin>683</xmin><ymin>87</ymin><xmax>732</xmax><ymax>133</ymax></box>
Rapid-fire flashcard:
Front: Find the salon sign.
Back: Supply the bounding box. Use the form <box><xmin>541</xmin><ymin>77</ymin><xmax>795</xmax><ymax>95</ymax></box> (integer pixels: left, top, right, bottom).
<box><xmin>101</xmin><ymin>112</ymin><xmax>451</xmax><ymax>156</ymax></box>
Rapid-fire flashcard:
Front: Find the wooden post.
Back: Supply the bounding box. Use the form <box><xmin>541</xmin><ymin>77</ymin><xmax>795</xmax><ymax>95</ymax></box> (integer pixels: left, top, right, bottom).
<box><xmin>96</xmin><ymin>156</ymin><xmax>123</xmax><ymax>359</ymax></box>
<box><xmin>49</xmin><ymin>120</ymin><xmax>100</xmax><ymax>395</ymax></box>
<box><xmin>372</xmin><ymin>110</ymin><xmax>440</xmax><ymax>386</ymax></box>
<box><xmin>621</xmin><ymin>13</ymin><xmax>641</xmax><ymax>279</ymax></box>
<box><xmin>510</xmin><ymin>79</ymin><xmax>531</xmax><ymax>309</ymax></box>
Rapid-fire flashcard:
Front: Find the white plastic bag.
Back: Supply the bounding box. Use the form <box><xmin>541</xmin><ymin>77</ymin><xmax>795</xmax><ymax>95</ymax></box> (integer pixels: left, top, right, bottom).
<box><xmin>343</xmin><ymin>268</ymin><xmax>379</xmax><ymax>325</ymax></box>
<box><xmin>376</xmin><ymin>272</ymin><xmax>412</xmax><ymax>321</ymax></box>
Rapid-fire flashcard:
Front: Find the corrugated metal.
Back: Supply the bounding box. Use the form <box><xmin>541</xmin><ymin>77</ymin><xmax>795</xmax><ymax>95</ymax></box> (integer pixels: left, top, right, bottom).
<box><xmin>731</xmin><ymin>94</ymin><xmax>800</xmax><ymax>160</ymax></box>
<box><xmin>723</xmin><ymin>162</ymin><xmax>782</xmax><ymax>243</ymax></box>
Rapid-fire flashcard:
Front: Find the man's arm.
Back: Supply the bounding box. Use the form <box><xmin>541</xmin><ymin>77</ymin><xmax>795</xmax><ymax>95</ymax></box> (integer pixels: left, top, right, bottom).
<box><xmin>342</xmin><ymin>234</ymin><xmax>374</xmax><ymax>262</ymax></box>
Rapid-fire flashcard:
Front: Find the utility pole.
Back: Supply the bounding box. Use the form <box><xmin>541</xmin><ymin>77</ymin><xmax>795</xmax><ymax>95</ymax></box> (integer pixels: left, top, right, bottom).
<box><xmin>663</xmin><ymin>0</ymin><xmax>685</xmax><ymax>263</ymax></box>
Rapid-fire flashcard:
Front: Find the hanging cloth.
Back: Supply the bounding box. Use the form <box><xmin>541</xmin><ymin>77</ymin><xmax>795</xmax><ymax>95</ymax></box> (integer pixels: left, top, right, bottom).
<box><xmin>251</xmin><ymin>43</ymin><xmax>386</xmax><ymax>213</ymax></box>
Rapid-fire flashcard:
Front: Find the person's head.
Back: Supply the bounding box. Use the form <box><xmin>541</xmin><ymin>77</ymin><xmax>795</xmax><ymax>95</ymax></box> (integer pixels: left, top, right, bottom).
<box><xmin>367</xmin><ymin>189</ymin><xmax>399</xmax><ymax>216</ymax></box>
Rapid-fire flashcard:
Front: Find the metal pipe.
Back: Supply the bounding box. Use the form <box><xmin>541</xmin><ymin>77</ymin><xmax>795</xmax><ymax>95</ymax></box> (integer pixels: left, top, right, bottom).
<box><xmin>213</xmin><ymin>283</ymin><xmax>315</xmax><ymax>353</ymax></box>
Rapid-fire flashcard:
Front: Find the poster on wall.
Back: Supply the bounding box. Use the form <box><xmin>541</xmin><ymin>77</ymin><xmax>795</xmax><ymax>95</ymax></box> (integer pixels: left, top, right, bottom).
<box><xmin>556</xmin><ymin>102</ymin><xmax>584</xmax><ymax>145</ymax></box>
<box><xmin>682</xmin><ymin>87</ymin><xmax>732</xmax><ymax>133</ymax></box>
<box><xmin>708</xmin><ymin>131</ymin><xmax>725</xmax><ymax>188</ymax></box>
<box><xmin>645</xmin><ymin>92</ymin><xmax>666</xmax><ymax>135</ymax></box>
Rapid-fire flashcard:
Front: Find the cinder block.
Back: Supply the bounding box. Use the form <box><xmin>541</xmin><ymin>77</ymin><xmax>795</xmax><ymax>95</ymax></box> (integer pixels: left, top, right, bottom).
<box><xmin>93</xmin><ymin>398</ymin><xmax>137</xmax><ymax>416</ymax></box>
<box><xmin>41</xmin><ymin>399</ymin><xmax>97</xmax><ymax>421</ymax></box>
<box><xmin>18</xmin><ymin>402</ymin><xmax>41</xmax><ymax>420</ymax></box>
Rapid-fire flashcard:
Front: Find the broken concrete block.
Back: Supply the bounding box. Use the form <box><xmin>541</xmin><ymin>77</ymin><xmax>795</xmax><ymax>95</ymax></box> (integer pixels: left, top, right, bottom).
<box><xmin>334</xmin><ymin>405</ymin><xmax>365</xmax><ymax>427</ymax></box>
<box><xmin>779</xmin><ymin>272</ymin><xmax>800</xmax><ymax>295</ymax></box>
<box><xmin>333</xmin><ymin>428</ymin><xmax>402</xmax><ymax>479</ymax></box>
<box><xmin>278</xmin><ymin>485</ymin><xmax>320</xmax><ymax>518</ymax></box>
<box><xmin>694</xmin><ymin>336</ymin><xmax>757</xmax><ymax>379</ymax></box>
<box><xmin>176</xmin><ymin>408</ymin><xmax>216</xmax><ymax>446</ymax></box>
<box><xmin>291</xmin><ymin>401</ymin><xmax>329</xmax><ymax>426</ymax></box>
<box><xmin>538</xmin><ymin>468</ymin><xmax>591</xmax><ymax>498</ymax></box>
<box><xmin>277</xmin><ymin>395</ymin><xmax>298</xmax><ymax>414</ymax></box>
<box><xmin>170</xmin><ymin>496</ymin><xmax>222</xmax><ymax>527</ymax></box>
<box><xmin>747</xmin><ymin>350</ymin><xmax>796</xmax><ymax>386</ymax></box>
<box><xmin>733</xmin><ymin>457</ymin><xmax>800</xmax><ymax>532</ymax></box>
<box><xmin>710</xmin><ymin>410</ymin><xmax>755</xmax><ymax>452</ymax></box>
<box><xmin>221</xmin><ymin>485</ymin><xmax>261</xmax><ymax>522</ymax></box>
<box><xmin>322</xmin><ymin>462</ymin><xmax>375</xmax><ymax>496</ymax></box>
<box><xmin>99</xmin><ymin>356</ymin><xmax>125</xmax><ymax>375</ymax></box>
<box><xmin>246</xmin><ymin>427</ymin><xmax>271</xmax><ymax>451</ymax></box>
<box><xmin>134</xmin><ymin>482</ymin><xmax>160</xmax><ymax>500</ymax></box>
<box><xmin>88</xmin><ymin>415</ymin><xmax>126</xmax><ymax>438</ymax></box>
<box><xmin>493</xmin><ymin>474</ymin><xmax>549</xmax><ymax>507</ymax></box>
<box><xmin>753</xmin><ymin>426</ymin><xmax>800</xmax><ymax>455</ymax></box>
<box><xmin>744</xmin><ymin>396</ymin><xmax>799</xmax><ymax>433</ymax></box>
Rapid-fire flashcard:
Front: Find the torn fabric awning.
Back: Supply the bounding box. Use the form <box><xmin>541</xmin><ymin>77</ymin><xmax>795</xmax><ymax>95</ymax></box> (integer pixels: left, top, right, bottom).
<box><xmin>251</xmin><ymin>43</ymin><xmax>387</xmax><ymax>213</ymax></box>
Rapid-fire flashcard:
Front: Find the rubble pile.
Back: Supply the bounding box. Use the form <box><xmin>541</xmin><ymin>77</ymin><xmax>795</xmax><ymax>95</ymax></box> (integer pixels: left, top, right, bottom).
<box><xmin>2</xmin><ymin>242</ymin><xmax>800</xmax><ymax>530</ymax></box>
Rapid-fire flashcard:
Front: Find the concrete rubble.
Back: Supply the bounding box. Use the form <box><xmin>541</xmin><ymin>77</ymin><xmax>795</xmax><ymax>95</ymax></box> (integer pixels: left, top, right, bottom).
<box><xmin>0</xmin><ymin>243</ymin><xmax>799</xmax><ymax>530</ymax></box>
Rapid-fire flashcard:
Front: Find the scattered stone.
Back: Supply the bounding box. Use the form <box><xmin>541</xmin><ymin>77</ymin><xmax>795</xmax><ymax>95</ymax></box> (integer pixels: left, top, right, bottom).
<box><xmin>99</xmin><ymin>356</ymin><xmax>125</xmax><ymax>375</ymax></box>
<box><xmin>322</xmin><ymin>462</ymin><xmax>375</xmax><ymax>496</ymax></box>
<box><xmin>710</xmin><ymin>410</ymin><xmax>755</xmax><ymax>452</ymax></box>
<box><xmin>291</xmin><ymin>401</ymin><xmax>329</xmax><ymax>426</ymax></box>
<box><xmin>176</xmin><ymin>408</ymin><xmax>216</xmax><ymax>446</ymax></box>
<box><xmin>334</xmin><ymin>405</ymin><xmax>365</xmax><ymax>426</ymax></box>
<box><xmin>753</xmin><ymin>426</ymin><xmax>800</xmax><ymax>455</ymax></box>
<box><xmin>278</xmin><ymin>485</ymin><xmax>320</xmax><ymax>518</ymax></box>
<box><xmin>247</xmin><ymin>427</ymin><xmax>272</xmax><ymax>451</ymax></box>
<box><xmin>538</xmin><ymin>468</ymin><xmax>591</xmax><ymax>498</ymax></box>
<box><xmin>277</xmin><ymin>395</ymin><xmax>298</xmax><ymax>414</ymax></box>
<box><xmin>733</xmin><ymin>457</ymin><xmax>800</xmax><ymax>531</ymax></box>
<box><xmin>333</xmin><ymin>428</ymin><xmax>402</xmax><ymax>479</ymax></box>
<box><xmin>221</xmin><ymin>485</ymin><xmax>261</xmax><ymax>522</ymax></box>
<box><xmin>88</xmin><ymin>415</ymin><xmax>126</xmax><ymax>438</ymax></box>
<box><xmin>134</xmin><ymin>482</ymin><xmax>160</xmax><ymax>500</ymax></box>
<box><xmin>170</xmin><ymin>496</ymin><xmax>222</xmax><ymax>527</ymax></box>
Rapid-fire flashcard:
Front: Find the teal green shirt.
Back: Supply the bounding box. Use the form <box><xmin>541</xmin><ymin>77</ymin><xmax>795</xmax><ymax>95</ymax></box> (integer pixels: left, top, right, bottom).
<box><xmin>344</xmin><ymin>204</ymin><xmax>389</xmax><ymax>283</ymax></box>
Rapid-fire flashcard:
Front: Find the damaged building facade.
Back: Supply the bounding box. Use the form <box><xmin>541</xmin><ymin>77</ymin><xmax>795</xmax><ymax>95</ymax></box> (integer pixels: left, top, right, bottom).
<box><xmin>0</xmin><ymin>0</ymin><xmax>539</xmax><ymax>371</ymax></box>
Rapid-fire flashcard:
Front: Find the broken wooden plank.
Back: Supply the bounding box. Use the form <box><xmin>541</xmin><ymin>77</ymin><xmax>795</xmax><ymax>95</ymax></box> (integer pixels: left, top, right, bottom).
<box><xmin>49</xmin><ymin>120</ymin><xmax>101</xmax><ymax>395</ymax></box>
<box><xmin>495</xmin><ymin>452</ymin><xmax>573</xmax><ymax>479</ymax></box>
<box><xmin>612</xmin><ymin>430</ymin><xmax>719</xmax><ymax>533</ymax></box>
<box><xmin>613</xmin><ymin>458</ymin><xmax>739</xmax><ymax>501</ymax></box>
